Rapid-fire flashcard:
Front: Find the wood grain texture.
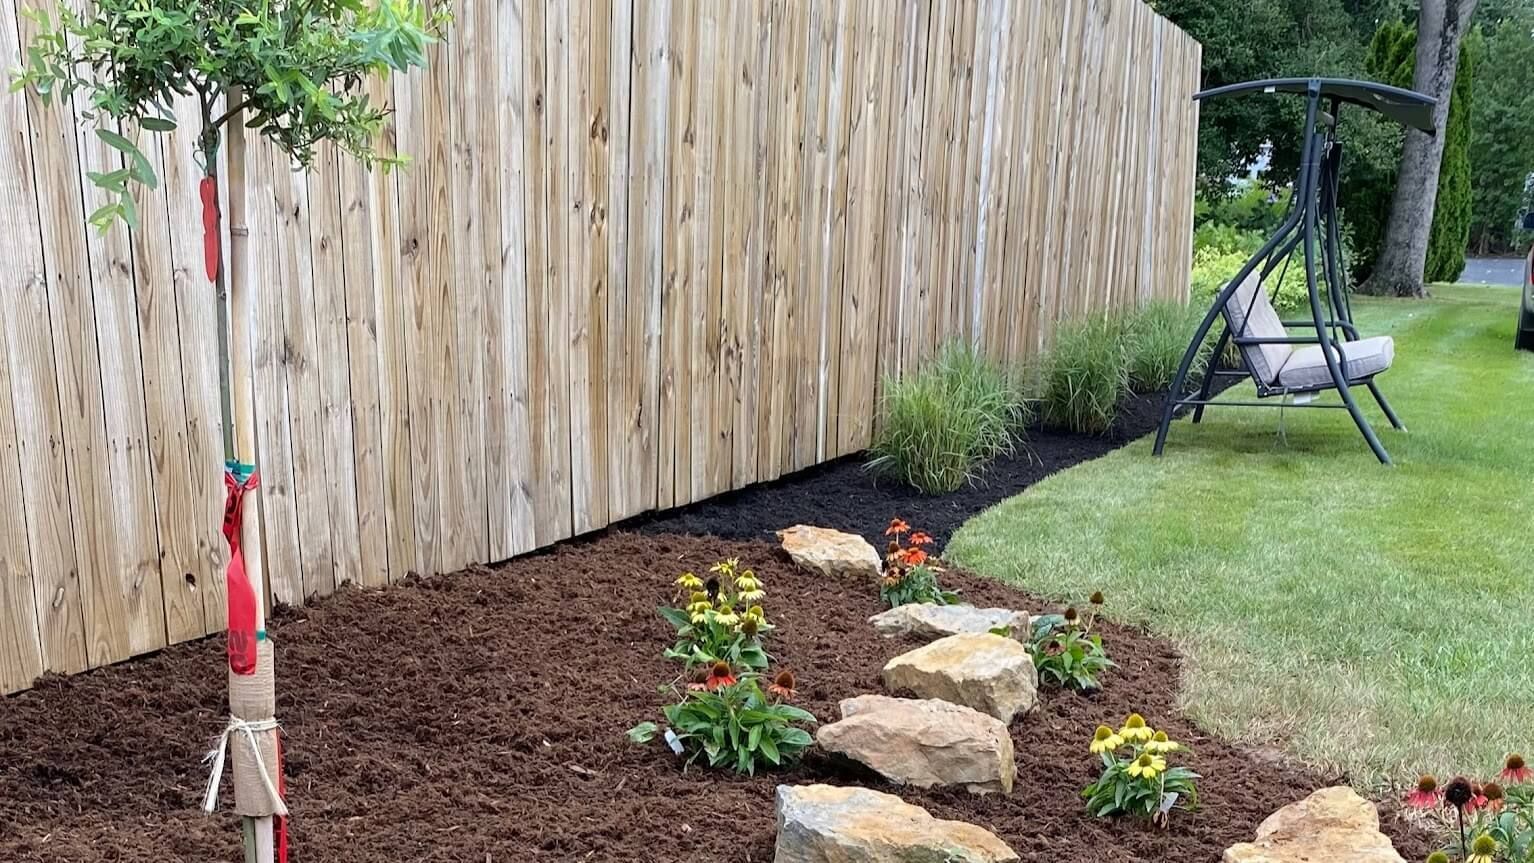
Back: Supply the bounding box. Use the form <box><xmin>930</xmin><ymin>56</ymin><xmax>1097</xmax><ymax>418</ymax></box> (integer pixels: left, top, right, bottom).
<box><xmin>0</xmin><ymin>0</ymin><xmax>1201</xmax><ymax>691</ymax></box>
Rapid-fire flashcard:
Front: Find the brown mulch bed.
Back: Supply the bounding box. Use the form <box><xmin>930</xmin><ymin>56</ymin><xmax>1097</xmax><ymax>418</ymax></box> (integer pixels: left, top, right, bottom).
<box><xmin>0</xmin><ymin>532</ymin><xmax>1432</xmax><ymax>862</ymax></box>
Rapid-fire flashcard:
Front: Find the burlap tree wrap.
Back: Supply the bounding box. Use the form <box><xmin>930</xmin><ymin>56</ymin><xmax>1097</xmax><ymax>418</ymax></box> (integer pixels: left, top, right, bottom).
<box><xmin>227</xmin><ymin>639</ymin><xmax>285</xmax><ymax>817</ymax></box>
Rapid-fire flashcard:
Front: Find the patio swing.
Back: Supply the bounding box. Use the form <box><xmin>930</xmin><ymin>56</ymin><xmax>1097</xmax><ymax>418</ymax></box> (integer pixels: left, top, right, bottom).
<box><xmin>1153</xmin><ymin>78</ymin><xmax>1436</xmax><ymax>466</ymax></box>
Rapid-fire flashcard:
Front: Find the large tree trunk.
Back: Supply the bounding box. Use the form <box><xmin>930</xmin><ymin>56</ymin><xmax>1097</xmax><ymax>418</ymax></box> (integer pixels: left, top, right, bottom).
<box><xmin>1362</xmin><ymin>0</ymin><xmax>1478</xmax><ymax>297</ymax></box>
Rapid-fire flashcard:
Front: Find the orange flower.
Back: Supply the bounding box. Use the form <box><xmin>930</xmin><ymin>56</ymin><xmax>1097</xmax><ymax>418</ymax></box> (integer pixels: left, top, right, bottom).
<box><xmin>885</xmin><ymin>518</ymin><xmax>910</xmax><ymax>536</ymax></box>
<box><xmin>699</xmin><ymin>661</ymin><xmax>737</xmax><ymax>691</ymax></box>
<box><xmin>907</xmin><ymin>531</ymin><xmax>933</xmax><ymax>547</ymax></box>
<box><xmin>767</xmin><ymin>670</ymin><xmax>797</xmax><ymax>701</ymax></box>
<box><xmin>1405</xmin><ymin>775</ymin><xmax>1441</xmax><ymax>809</ymax></box>
<box><xmin>899</xmin><ymin>547</ymin><xmax>928</xmax><ymax>567</ymax></box>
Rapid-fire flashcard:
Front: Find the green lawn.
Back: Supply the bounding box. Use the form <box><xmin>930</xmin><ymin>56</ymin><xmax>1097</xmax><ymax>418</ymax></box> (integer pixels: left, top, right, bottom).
<box><xmin>947</xmin><ymin>285</ymin><xmax>1534</xmax><ymax>792</ymax></box>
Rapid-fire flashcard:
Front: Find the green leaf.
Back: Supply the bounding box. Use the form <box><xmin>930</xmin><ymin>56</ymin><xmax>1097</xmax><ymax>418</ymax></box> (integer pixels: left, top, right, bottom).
<box><xmin>746</xmin><ymin>723</ymin><xmax>762</xmax><ymax>752</ymax></box>
<box><xmin>759</xmin><ymin>734</ymin><xmax>780</xmax><ymax>765</ymax></box>
<box><xmin>626</xmin><ymin>721</ymin><xmax>658</xmax><ymax>744</ymax></box>
<box><xmin>95</xmin><ymin>128</ymin><xmax>157</xmax><ymax>191</ymax></box>
<box><xmin>119</xmin><ymin>190</ymin><xmax>139</xmax><ymax>230</ymax></box>
<box><xmin>139</xmin><ymin>116</ymin><xmax>177</xmax><ymax>132</ymax></box>
<box><xmin>778</xmin><ymin>728</ymin><xmax>813</xmax><ymax>747</ymax></box>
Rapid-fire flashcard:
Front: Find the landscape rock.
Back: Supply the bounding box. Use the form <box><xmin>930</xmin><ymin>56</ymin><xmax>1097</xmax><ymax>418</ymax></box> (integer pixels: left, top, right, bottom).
<box><xmin>869</xmin><ymin>604</ymin><xmax>1031</xmax><ymax>642</ymax></box>
<box><xmin>1223</xmin><ymin>786</ymin><xmax>1406</xmax><ymax>863</ymax></box>
<box><xmin>881</xmin><ymin>633</ymin><xmax>1038</xmax><ymax>722</ymax></box>
<box><xmin>774</xmin><ymin>784</ymin><xmax>1019</xmax><ymax>863</ymax></box>
<box><xmin>777</xmin><ymin>524</ymin><xmax>882</xmax><ymax>580</ymax></box>
<box><xmin>817</xmin><ymin>695</ymin><xmax>1015</xmax><ymax>794</ymax></box>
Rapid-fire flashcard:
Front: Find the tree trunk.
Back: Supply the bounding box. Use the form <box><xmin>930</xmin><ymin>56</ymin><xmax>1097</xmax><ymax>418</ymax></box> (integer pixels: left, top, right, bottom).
<box><xmin>1362</xmin><ymin>0</ymin><xmax>1479</xmax><ymax>297</ymax></box>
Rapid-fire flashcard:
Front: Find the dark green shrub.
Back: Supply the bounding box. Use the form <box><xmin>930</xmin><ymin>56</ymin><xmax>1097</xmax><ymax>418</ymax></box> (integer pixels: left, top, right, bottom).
<box><xmin>868</xmin><ymin>341</ymin><xmax>1027</xmax><ymax>494</ymax></box>
<box><xmin>1040</xmin><ymin>316</ymin><xmax>1129</xmax><ymax>435</ymax></box>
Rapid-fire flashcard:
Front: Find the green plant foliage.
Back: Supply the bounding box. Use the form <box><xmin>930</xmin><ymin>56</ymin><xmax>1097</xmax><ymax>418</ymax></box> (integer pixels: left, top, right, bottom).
<box><xmin>10</xmin><ymin>0</ymin><xmax>450</xmax><ymax>229</ymax></box>
<box><xmin>1191</xmin><ymin>222</ymin><xmax>1313</xmax><ymax>316</ymax></box>
<box><xmin>1152</xmin><ymin>0</ymin><xmax>1399</xmax><ymax>192</ymax></box>
<box><xmin>880</xmin><ymin>564</ymin><xmax>958</xmax><ymax>608</ymax></box>
<box><xmin>1082</xmin><ymin>714</ymin><xmax>1200</xmax><ymax>824</ymax></box>
<box><xmin>1039</xmin><ymin>316</ymin><xmax>1128</xmax><ymax>435</ymax></box>
<box><xmin>1469</xmin><ymin>7</ymin><xmax>1534</xmax><ymax>255</ymax></box>
<box><xmin>1343</xmin><ymin>20</ymin><xmax>1475</xmax><ymax>284</ymax></box>
<box><xmin>1026</xmin><ymin>613</ymin><xmax>1116</xmax><ymax>691</ymax></box>
<box><xmin>1123</xmin><ymin>300</ymin><xmax>1206</xmax><ymax>393</ymax></box>
<box><xmin>868</xmin><ymin>341</ymin><xmax>1028</xmax><ymax>494</ymax></box>
<box><xmin>628</xmin><ymin>673</ymin><xmax>817</xmax><ymax>775</ymax></box>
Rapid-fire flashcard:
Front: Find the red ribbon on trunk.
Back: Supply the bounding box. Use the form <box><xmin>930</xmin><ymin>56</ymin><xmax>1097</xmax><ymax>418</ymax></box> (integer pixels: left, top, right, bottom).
<box><xmin>200</xmin><ymin>175</ymin><xmax>221</xmax><ymax>282</ymax></box>
<box><xmin>221</xmin><ymin>466</ymin><xmax>260</xmax><ymax>676</ymax></box>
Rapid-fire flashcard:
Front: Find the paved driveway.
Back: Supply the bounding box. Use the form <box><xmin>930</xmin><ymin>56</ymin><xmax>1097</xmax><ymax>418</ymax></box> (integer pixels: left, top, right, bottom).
<box><xmin>1458</xmin><ymin>256</ymin><xmax>1526</xmax><ymax>286</ymax></box>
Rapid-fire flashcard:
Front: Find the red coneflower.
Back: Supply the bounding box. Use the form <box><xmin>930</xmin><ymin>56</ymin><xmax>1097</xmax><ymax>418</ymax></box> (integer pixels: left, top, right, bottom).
<box><xmin>907</xmin><ymin>530</ymin><xmax>933</xmax><ymax>547</ymax></box>
<box><xmin>885</xmin><ymin>518</ymin><xmax>910</xmax><ymax>536</ymax></box>
<box><xmin>899</xmin><ymin>547</ymin><xmax>928</xmax><ymax>567</ymax></box>
<box><xmin>767</xmin><ymin>670</ymin><xmax>797</xmax><ymax>701</ymax></box>
<box><xmin>702</xmin><ymin>661</ymin><xmax>737</xmax><ymax>691</ymax></box>
<box><xmin>1482</xmin><ymin>782</ymin><xmax>1505</xmax><ymax>813</ymax></box>
<box><xmin>1406</xmin><ymin>775</ymin><xmax>1442</xmax><ymax>809</ymax></box>
<box><xmin>1466</xmin><ymin>782</ymin><xmax>1489</xmax><ymax>815</ymax></box>
<box><xmin>1503</xmin><ymin>754</ymin><xmax>1532</xmax><ymax>785</ymax></box>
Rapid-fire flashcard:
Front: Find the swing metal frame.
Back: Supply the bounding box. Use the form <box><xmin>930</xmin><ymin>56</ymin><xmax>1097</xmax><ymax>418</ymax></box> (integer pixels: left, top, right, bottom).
<box><xmin>1153</xmin><ymin>77</ymin><xmax>1435</xmax><ymax>466</ymax></box>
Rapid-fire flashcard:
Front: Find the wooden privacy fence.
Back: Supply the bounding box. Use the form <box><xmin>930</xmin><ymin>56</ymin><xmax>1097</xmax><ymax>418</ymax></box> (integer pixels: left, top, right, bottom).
<box><xmin>0</xmin><ymin>0</ymin><xmax>1200</xmax><ymax>693</ymax></box>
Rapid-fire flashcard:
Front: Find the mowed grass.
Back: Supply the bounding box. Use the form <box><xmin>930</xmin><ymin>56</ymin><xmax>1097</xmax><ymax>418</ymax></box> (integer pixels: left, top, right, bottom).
<box><xmin>947</xmin><ymin>285</ymin><xmax>1534</xmax><ymax>792</ymax></box>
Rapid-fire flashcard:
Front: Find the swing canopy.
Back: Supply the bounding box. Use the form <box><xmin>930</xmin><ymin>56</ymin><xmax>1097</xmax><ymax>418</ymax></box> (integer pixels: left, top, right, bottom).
<box><xmin>1153</xmin><ymin>77</ymin><xmax>1436</xmax><ymax>465</ymax></box>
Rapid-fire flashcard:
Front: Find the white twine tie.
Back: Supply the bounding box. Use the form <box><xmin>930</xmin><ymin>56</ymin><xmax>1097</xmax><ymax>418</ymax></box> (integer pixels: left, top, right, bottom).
<box><xmin>202</xmin><ymin>716</ymin><xmax>289</xmax><ymax>817</ymax></box>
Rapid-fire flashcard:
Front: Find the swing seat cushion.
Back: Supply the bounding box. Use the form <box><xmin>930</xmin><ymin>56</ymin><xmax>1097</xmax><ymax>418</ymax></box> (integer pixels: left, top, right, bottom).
<box><xmin>1277</xmin><ymin>335</ymin><xmax>1395</xmax><ymax>390</ymax></box>
<box><xmin>1225</xmin><ymin>271</ymin><xmax>1295</xmax><ymax>385</ymax></box>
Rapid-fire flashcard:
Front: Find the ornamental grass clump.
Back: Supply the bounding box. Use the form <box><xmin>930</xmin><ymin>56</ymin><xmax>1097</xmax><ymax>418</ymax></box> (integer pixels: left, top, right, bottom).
<box><xmin>1407</xmin><ymin>753</ymin><xmax>1534</xmax><ymax>863</ymax></box>
<box><xmin>660</xmin><ymin>558</ymin><xmax>773</xmax><ymax>671</ymax></box>
<box><xmin>868</xmin><ymin>341</ymin><xmax>1029</xmax><ymax>494</ymax></box>
<box><xmin>1039</xmin><ymin>315</ymin><xmax>1130</xmax><ymax>435</ymax></box>
<box><xmin>1082</xmin><ymin>713</ymin><xmax>1199</xmax><ymax>826</ymax></box>
<box><xmin>1122</xmin><ymin>300</ymin><xmax>1208</xmax><ymax>394</ymax></box>
<box><xmin>879</xmin><ymin>518</ymin><xmax>958</xmax><ymax>607</ymax></box>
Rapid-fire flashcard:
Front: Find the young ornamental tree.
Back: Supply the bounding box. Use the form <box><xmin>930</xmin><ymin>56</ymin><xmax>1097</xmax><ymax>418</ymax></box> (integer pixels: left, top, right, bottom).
<box><xmin>11</xmin><ymin>2</ymin><xmax>447</xmax><ymax>861</ymax></box>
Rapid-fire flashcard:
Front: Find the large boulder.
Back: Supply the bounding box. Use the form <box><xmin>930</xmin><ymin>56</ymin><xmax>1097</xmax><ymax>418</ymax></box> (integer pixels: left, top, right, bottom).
<box><xmin>869</xmin><ymin>604</ymin><xmax>1031</xmax><ymax>642</ymax></box>
<box><xmin>1223</xmin><ymin>787</ymin><xmax>1406</xmax><ymax>863</ymax></box>
<box><xmin>777</xmin><ymin>525</ymin><xmax>882</xmax><ymax>580</ymax></box>
<box><xmin>882</xmin><ymin>633</ymin><xmax>1038</xmax><ymax>722</ymax></box>
<box><xmin>774</xmin><ymin>784</ymin><xmax>1019</xmax><ymax>863</ymax></box>
<box><xmin>817</xmin><ymin>695</ymin><xmax>1015</xmax><ymax>794</ymax></box>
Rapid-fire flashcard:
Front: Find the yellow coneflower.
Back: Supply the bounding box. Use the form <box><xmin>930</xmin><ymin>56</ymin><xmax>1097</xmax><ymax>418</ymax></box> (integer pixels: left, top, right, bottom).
<box><xmin>675</xmin><ymin>571</ymin><xmax>704</xmax><ymax>590</ymax></box>
<box><xmin>1118</xmin><ymin>713</ymin><xmax>1153</xmax><ymax>744</ymax></box>
<box><xmin>1426</xmin><ymin>852</ymin><xmax>1450</xmax><ymax>863</ymax></box>
<box><xmin>714</xmin><ymin>608</ymin><xmax>740</xmax><ymax>628</ymax></box>
<box><xmin>1468</xmin><ymin>834</ymin><xmax>1498</xmax><ymax>863</ymax></box>
<box><xmin>738</xmin><ymin>616</ymin><xmax>759</xmax><ymax>637</ymax></box>
<box><xmin>686</xmin><ymin>591</ymin><xmax>713</xmax><ymax>623</ymax></box>
<box><xmin>1089</xmin><ymin>725</ymin><xmax>1122</xmax><ymax>755</ymax></box>
<box><xmin>1145</xmin><ymin>731</ymin><xmax>1180</xmax><ymax>755</ymax></box>
<box><xmin>1127</xmin><ymin>752</ymin><xmax>1166</xmax><ymax>780</ymax></box>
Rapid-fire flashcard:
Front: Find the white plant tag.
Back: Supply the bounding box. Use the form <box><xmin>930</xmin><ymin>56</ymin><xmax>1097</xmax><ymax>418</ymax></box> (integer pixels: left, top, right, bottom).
<box><xmin>664</xmin><ymin>728</ymin><xmax>684</xmax><ymax>756</ymax></box>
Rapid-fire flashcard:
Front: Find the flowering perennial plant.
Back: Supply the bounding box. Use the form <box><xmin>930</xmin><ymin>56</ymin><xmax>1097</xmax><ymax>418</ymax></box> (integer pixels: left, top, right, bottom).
<box><xmin>1026</xmin><ymin>593</ymin><xmax>1114</xmax><ymax>691</ymax></box>
<box><xmin>1082</xmin><ymin>713</ymin><xmax>1199</xmax><ymax>826</ymax></box>
<box><xmin>660</xmin><ymin>559</ymin><xmax>773</xmax><ymax>671</ymax></box>
<box><xmin>1411</xmin><ymin>753</ymin><xmax>1534</xmax><ymax>863</ymax></box>
<box><xmin>880</xmin><ymin>518</ymin><xmax>958</xmax><ymax>607</ymax></box>
<box><xmin>628</xmin><ymin>670</ymin><xmax>815</xmax><ymax>775</ymax></box>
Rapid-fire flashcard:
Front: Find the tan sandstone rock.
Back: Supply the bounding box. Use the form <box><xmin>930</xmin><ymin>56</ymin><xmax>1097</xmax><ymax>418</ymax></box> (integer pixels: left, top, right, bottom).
<box><xmin>774</xmin><ymin>784</ymin><xmax>1019</xmax><ymax>863</ymax></box>
<box><xmin>869</xmin><ymin>604</ymin><xmax>1031</xmax><ymax>642</ymax></box>
<box><xmin>881</xmin><ymin>633</ymin><xmax>1038</xmax><ymax>722</ymax></box>
<box><xmin>1223</xmin><ymin>786</ymin><xmax>1406</xmax><ymax>863</ymax></box>
<box><xmin>777</xmin><ymin>524</ymin><xmax>882</xmax><ymax>580</ymax></box>
<box><xmin>817</xmin><ymin>695</ymin><xmax>1015</xmax><ymax>794</ymax></box>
